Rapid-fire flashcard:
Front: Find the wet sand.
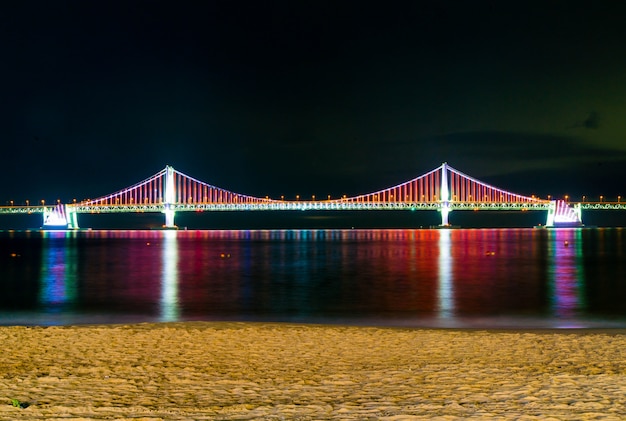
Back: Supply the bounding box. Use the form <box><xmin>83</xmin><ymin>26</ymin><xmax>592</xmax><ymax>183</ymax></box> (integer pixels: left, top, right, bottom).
<box><xmin>1</xmin><ymin>322</ymin><xmax>626</xmax><ymax>420</ymax></box>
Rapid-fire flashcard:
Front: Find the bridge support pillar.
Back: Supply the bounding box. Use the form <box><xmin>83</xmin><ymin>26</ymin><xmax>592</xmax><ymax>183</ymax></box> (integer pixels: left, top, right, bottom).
<box><xmin>439</xmin><ymin>203</ymin><xmax>451</xmax><ymax>227</ymax></box>
<box><xmin>163</xmin><ymin>206</ymin><xmax>176</xmax><ymax>229</ymax></box>
<box><xmin>546</xmin><ymin>202</ymin><xmax>555</xmax><ymax>227</ymax></box>
<box><xmin>162</xmin><ymin>165</ymin><xmax>177</xmax><ymax>229</ymax></box>
<box><xmin>66</xmin><ymin>206</ymin><xmax>79</xmax><ymax>229</ymax></box>
<box><xmin>573</xmin><ymin>203</ymin><xmax>583</xmax><ymax>224</ymax></box>
<box><xmin>438</xmin><ymin>162</ymin><xmax>452</xmax><ymax>226</ymax></box>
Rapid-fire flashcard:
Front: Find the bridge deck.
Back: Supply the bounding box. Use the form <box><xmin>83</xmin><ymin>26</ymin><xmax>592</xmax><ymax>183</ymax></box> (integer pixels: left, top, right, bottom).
<box><xmin>3</xmin><ymin>202</ymin><xmax>625</xmax><ymax>215</ymax></box>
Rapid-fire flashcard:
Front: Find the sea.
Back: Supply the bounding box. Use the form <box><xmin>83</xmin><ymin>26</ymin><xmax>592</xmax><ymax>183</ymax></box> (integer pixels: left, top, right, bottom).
<box><xmin>1</xmin><ymin>220</ymin><xmax>626</xmax><ymax>328</ymax></box>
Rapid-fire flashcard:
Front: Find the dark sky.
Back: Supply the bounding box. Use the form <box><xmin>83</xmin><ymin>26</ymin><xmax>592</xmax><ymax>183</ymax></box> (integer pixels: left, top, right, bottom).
<box><xmin>2</xmin><ymin>0</ymin><xmax>626</xmax><ymax>204</ymax></box>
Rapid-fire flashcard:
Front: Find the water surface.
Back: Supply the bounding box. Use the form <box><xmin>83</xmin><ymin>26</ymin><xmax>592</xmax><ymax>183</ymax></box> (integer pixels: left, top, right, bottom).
<box><xmin>1</xmin><ymin>228</ymin><xmax>625</xmax><ymax>328</ymax></box>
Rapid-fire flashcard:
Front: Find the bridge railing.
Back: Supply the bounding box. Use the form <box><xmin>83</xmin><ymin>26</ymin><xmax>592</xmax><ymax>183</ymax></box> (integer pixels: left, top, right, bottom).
<box><xmin>0</xmin><ymin>205</ymin><xmax>50</xmax><ymax>214</ymax></box>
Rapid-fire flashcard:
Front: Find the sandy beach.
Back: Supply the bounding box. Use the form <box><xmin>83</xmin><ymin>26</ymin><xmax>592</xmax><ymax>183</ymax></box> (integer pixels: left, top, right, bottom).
<box><xmin>1</xmin><ymin>323</ymin><xmax>626</xmax><ymax>420</ymax></box>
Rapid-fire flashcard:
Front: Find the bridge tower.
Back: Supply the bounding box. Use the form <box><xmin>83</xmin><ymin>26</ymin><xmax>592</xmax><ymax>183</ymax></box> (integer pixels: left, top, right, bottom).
<box><xmin>163</xmin><ymin>165</ymin><xmax>177</xmax><ymax>229</ymax></box>
<box><xmin>439</xmin><ymin>162</ymin><xmax>452</xmax><ymax>226</ymax></box>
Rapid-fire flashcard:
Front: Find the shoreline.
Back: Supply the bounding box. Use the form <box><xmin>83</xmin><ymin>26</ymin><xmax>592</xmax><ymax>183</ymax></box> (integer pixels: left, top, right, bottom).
<box><xmin>2</xmin><ymin>322</ymin><xmax>626</xmax><ymax>420</ymax></box>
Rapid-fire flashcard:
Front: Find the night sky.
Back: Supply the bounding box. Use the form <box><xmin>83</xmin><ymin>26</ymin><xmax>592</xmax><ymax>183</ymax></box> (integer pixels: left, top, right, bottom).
<box><xmin>2</xmin><ymin>0</ymin><xmax>626</xmax><ymax>206</ymax></box>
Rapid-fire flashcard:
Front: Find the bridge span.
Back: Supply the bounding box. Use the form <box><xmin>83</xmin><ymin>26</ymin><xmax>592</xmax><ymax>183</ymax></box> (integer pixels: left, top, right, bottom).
<box><xmin>1</xmin><ymin>163</ymin><xmax>624</xmax><ymax>229</ymax></box>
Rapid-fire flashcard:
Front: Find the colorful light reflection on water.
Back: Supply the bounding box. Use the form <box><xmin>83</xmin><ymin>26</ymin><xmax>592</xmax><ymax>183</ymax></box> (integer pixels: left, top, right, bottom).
<box><xmin>547</xmin><ymin>229</ymin><xmax>586</xmax><ymax>324</ymax></box>
<box><xmin>39</xmin><ymin>231</ymin><xmax>78</xmax><ymax>312</ymax></box>
<box><xmin>1</xmin><ymin>228</ymin><xmax>625</xmax><ymax>328</ymax></box>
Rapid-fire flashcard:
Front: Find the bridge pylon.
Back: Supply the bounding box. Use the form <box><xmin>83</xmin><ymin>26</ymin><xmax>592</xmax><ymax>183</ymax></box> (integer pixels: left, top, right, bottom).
<box><xmin>162</xmin><ymin>165</ymin><xmax>177</xmax><ymax>229</ymax></box>
<box><xmin>438</xmin><ymin>162</ymin><xmax>452</xmax><ymax>226</ymax></box>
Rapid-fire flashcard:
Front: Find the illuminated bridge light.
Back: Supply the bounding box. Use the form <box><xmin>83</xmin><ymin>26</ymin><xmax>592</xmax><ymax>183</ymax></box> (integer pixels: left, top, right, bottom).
<box><xmin>0</xmin><ymin>163</ymin><xmax>601</xmax><ymax>228</ymax></box>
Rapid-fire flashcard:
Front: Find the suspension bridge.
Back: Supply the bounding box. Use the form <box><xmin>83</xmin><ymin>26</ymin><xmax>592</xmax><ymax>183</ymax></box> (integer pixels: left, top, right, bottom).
<box><xmin>0</xmin><ymin>163</ymin><xmax>624</xmax><ymax>229</ymax></box>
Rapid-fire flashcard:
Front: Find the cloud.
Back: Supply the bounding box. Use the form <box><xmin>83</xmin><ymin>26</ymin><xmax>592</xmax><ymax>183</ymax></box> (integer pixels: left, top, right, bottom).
<box><xmin>365</xmin><ymin>130</ymin><xmax>626</xmax><ymax>197</ymax></box>
<box><xmin>569</xmin><ymin>111</ymin><xmax>600</xmax><ymax>130</ymax></box>
<box><xmin>582</xmin><ymin>111</ymin><xmax>600</xmax><ymax>129</ymax></box>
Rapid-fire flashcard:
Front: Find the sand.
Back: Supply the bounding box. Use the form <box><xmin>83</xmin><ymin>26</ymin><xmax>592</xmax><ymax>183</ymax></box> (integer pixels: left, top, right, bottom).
<box><xmin>1</xmin><ymin>323</ymin><xmax>626</xmax><ymax>420</ymax></box>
